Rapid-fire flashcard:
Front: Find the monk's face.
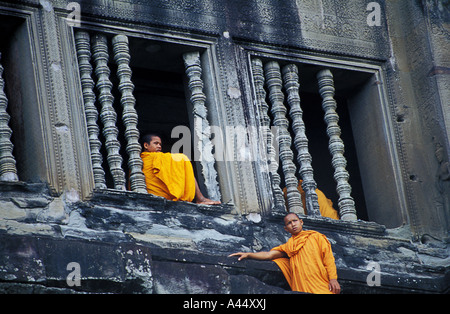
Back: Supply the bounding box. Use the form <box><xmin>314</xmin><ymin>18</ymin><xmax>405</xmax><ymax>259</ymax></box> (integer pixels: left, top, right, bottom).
<box><xmin>284</xmin><ymin>214</ymin><xmax>303</xmax><ymax>235</ymax></box>
<box><xmin>144</xmin><ymin>136</ymin><xmax>162</xmax><ymax>152</ymax></box>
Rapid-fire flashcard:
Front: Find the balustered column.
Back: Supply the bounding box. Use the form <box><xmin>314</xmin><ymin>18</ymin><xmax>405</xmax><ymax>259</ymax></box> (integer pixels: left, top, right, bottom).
<box><xmin>92</xmin><ymin>34</ymin><xmax>126</xmax><ymax>191</ymax></box>
<box><xmin>74</xmin><ymin>31</ymin><xmax>106</xmax><ymax>189</ymax></box>
<box><xmin>112</xmin><ymin>34</ymin><xmax>147</xmax><ymax>193</ymax></box>
<box><xmin>282</xmin><ymin>64</ymin><xmax>321</xmax><ymax>217</ymax></box>
<box><xmin>317</xmin><ymin>69</ymin><xmax>357</xmax><ymax>220</ymax></box>
<box><xmin>251</xmin><ymin>58</ymin><xmax>286</xmax><ymax>213</ymax></box>
<box><xmin>0</xmin><ymin>52</ymin><xmax>18</xmax><ymax>181</ymax></box>
<box><xmin>183</xmin><ymin>51</ymin><xmax>221</xmax><ymax>201</ymax></box>
<box><xmin>264</xmin><ymin>61</ymin><xmax>303</xmax><ymax>214</ymax></box>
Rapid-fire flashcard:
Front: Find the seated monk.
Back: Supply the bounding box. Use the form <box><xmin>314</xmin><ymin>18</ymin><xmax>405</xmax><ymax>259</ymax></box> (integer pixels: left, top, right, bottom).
<box><xmin>140</xmin><ymin>133</ymin><xmax>220</xmax><ymax>205</ymax></box>
<box><xmin>283</xmin><ymin>180</ymin><xmax>339</xmax><ymax>220</ymax></box>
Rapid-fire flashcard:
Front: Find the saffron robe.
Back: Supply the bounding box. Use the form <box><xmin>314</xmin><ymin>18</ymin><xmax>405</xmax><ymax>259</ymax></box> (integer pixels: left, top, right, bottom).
<box><xmin>271</xmin><ymin>230</ymin><xmax>338</xmax><ymax>294</ymax></box>
<box><xmin>141</xmin><ymin>152</ymin><xmax>196</xmax><ymax>202</ymax></box>
<box><xmin>283</xmin><ymin>180</ymin><xmax>340</xmax><ymax>220</ymax></box>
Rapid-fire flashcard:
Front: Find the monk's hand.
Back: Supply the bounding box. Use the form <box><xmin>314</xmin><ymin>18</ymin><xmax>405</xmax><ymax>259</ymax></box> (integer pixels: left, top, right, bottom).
<box><xmin>328</xmin><ymin>279</ymin><xmax>341</xmax><ymax>294</ymax></box>
<box><xmin>228</xmin><ymin>252</ymin><xmax>250</xmax><ymax>261</ymax></box>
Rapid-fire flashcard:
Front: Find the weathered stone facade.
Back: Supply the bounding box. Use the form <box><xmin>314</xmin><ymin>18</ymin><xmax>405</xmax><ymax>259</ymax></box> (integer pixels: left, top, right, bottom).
<box><xmin>0</xmin><ymin>0</ymin><xmax>448</xmax><ymax>294</ymax></box>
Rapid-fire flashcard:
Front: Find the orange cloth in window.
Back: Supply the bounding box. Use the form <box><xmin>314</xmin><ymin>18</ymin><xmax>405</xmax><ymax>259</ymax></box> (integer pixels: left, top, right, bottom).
<box><xmin>141</xmin><ymin>152</ymin><xmax>196</xmax><ymax>202</ymax></box>
<box><xmin>271</xmin><ymin>230</ymin><xmax>338</xmax><ymax>294</ymax></box>
<box><xmin>283</xmin><ymin>180</ymin><xmax>339</xmax><ymax>220</ymax></box>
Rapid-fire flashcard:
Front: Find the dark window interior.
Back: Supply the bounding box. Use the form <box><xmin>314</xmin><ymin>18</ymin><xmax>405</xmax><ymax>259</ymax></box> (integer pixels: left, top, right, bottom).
<box><xmin>0</xmin><ymin>15</ymin><xmax>23</xmax><ymax>154</ymax></box>
<box><xmin>0</xmin><ymin>15</ymin><xmax>40</xmax><ymax>182</ymax></box>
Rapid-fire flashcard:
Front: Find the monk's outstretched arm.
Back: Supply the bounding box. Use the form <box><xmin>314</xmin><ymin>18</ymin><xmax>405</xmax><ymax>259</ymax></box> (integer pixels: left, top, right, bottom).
<box><xmin>228</xmin><ymin>250</ymin><xmax>287</xmax><ymax>261</ymax></box>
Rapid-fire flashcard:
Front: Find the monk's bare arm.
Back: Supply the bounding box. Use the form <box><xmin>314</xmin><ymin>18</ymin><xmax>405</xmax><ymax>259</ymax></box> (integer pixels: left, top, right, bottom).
<box><xmin>228</xmin><ymin>250</ymin><xmax>287</xmax><ymax>261</ymax></box>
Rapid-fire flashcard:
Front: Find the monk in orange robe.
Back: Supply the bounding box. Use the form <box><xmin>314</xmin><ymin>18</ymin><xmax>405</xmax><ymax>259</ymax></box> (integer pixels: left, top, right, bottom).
<box><xmin>229</xmin><ymin>213</ymin><xmax>340</xmax><ymax>294</ymax></box>
<box><xmin>283</xmin><ymin>180</ymin><xmax>339</xmax><ymax>220</ymax></box>
<box><xmin>140</xmin><ymin>134</ymin><xmax>220</xmax><ymax>205</ymax></box>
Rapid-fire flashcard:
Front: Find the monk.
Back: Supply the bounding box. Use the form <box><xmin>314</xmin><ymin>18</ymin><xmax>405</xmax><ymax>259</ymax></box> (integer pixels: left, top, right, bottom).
<box><xmin>229</xmin><ymin>213</ymin><xmax>341</xmax><ymax>294</ymax></box>
<box><xmin>140</xmin><ymin>134</ymin><xmax>220</xmax><ymax>205</ymax></box>
<box><xmin>283</xmin><ymin>180</ymin><xmax>340</xmax><ymax>220</ymax></box>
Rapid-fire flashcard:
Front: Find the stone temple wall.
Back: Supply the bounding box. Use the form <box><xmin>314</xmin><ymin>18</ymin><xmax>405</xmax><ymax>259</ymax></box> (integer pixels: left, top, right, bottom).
<box><xmin>0</xmin><ymin>0</ymin><xmax>448</xmax><ymax>294</ymax></box>
<box><xmin>0</xmin><ymin>181</ymin><xmax>448</xmax><ymax>293</ymax></box>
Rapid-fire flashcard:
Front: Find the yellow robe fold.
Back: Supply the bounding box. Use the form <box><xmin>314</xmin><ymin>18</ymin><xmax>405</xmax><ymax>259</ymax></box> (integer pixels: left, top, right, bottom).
<box><xmin>283</xmin><ymin>180</ymin><xmax>340</xmax><ymax>220</ymax></box>
<box><xmin>141</xmin><ymin>152</ymin><xmax>196</xmax><ymax>202</ymax></box>
<box><xmin>271</xmin><ymin>230</ymin><xmax>338</xmax><ymax>294</ymax></box>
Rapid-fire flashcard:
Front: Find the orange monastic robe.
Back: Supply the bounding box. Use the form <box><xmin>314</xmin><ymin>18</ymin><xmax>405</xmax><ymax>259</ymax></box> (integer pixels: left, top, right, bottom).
<box><xmin>271</xmin><ymin>230</ymin><xmax>338</xmax><ymax>294</ymax></box>
<box><xmin>284</xmin><ymin>180</ymin><xmax>340</xmax><ymax>220</ymax></box>
<box><xmin>141</xmin><ymin>152</ymin><xmax>196</xmax><ymax>202</ymax></box>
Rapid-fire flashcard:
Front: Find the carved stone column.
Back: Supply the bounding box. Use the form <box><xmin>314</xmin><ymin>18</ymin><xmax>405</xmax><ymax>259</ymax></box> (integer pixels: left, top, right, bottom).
<box><xmin>74</xmin><ymin>31</ymin><xmax>106</xmax><ymax>190</ymax></box>
<box><xmin>264</xmin><ymin>61</ymin><xmax>304</xmax><ymax>214</ymax></box>
<box><xmin>183</xmin><ymin>51</ymin><xmax>221</xmax><ymax>201</ymax></box>
<box><xmin>317</xmin><ymin>69</ymin><xmax>357</xmax><ymax>220</ymax></box>
<box><xmin>30</xmin><ymin>5</ymin><xmax>92</xmax><ymax>198</ymax></box>
<box><xmin>251</xmin><ymin>58</ymin><xmax>286</xmax><ymax>213</ymax></box>
<box><xmin>112</xmin><ymin>34</ymin><xmax>147</xmax><ymax>193</ymax></box>
<box><xmin>282</xmin><ymin>64</ymin><xmax>320</xmax><ymax>217</ymax></box>
<box><xmin>92</xmin><ymin>34</ymin><xmax>126</xmax><ymax>191</ymax></box>
<box><xmin>0</xmin><ymin>53</ymin><xmax>18</xmax><ymax>181</ymax></box>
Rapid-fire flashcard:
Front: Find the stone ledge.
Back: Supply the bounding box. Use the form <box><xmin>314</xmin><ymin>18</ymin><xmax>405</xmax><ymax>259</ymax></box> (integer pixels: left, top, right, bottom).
<box><xmin>269</xmin><ymin>211</ymin><xmax>387</xmax><ymax>238</ymax></box>
<box><xmin>87</xmin><ymin>188</ymin><xmax>234</xmax><ymax>215</ymax></box>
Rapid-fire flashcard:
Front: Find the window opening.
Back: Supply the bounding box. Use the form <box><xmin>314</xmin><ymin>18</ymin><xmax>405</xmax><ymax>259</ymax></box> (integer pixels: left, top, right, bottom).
<box><xmin>74</xmin><ymin>30</ymin><xmax>220</xmax><ymax>201</ymax></box>
<box><xmin>0</xmin><ymin>15</ymin><xmax>34</xmax><ymax>183</ymax></box>
<box><xmin>252</xmin><ymin>57</ymin><xmax>371</xmax><ymax>221</ymax></box>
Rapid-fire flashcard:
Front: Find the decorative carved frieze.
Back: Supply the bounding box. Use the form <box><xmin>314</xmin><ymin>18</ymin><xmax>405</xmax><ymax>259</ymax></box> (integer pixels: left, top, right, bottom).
<box><xmin>282</xmin><ymin>64</ymin><xmax>320</xmax><ymax>217</ymax></box>
<box><xmin>264</xmin><ymin>61</ymin><xmax>304</xmax><ymax>214</ymax></box>
<box><xmin>74</xmin><ymin>31</ymin><xmax>106</xmax><ymax>190</ymax></box>
<box><xmin>251</xmin><ymin>58</ymin><xmax>286</xmax><ymax>213</ymax></box>
<box><xmin>112</xmin><ymin>34</ymin><xmax>147</xmax><ymax>193</ymax></box>
<box><xmin>317</xmin><ymin>69</ymin><xmax>357</xmax><ymax>221</ymax></box>
<box><xmin>183</xmin><ymin>51</ymin><xmax>221</xmax><ymax>201</ymax></box>
<box><xmin>92</xmin><ymin>33</ymin><xmax>126</xmax><ymax>191</ymax></box>
<box><xmin>0</xmin><ymin>53</ymin><xmax>18</xmax><ymax>182</ymax></box>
